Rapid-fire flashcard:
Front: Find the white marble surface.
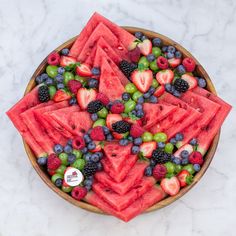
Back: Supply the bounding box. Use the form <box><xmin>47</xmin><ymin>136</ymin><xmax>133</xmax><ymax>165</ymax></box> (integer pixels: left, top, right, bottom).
<box><xmin>0</xmin><ymin>0</ymin><xmax>235</xmax><ymax>235</ymax></box>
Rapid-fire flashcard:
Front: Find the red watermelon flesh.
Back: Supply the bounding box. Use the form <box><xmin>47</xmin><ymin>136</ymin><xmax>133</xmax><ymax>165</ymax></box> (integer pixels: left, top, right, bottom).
<box><xmin>77</xmin><ymin>22</ymin><xmax>128</xmax><ymax>62</ymax></box>
<box><xmin>193</xmin><ymin>87</ymin><xmax>232</xmax><ymax>154</ymax></box>
<box><xmin>85</xmin><ymin>37</ymin><xmax>123</xmax><ymax>66</ymax></box>
<box><xmin>95</xmin><ymin>161</ymin><xmax>148</xmax><ymax>195</ymax></box>
<box><xmin>150</xmin><ymin>106</ymin><xmax>188</xmax><ymax>134</ymax></box>
<box><xmin>142</xmin><ymin>102</ymin><xmax>177</xmax><ymax>130</ymax></box>
<box><xmin>176</xmin><ymin>91</ymin><xmax>221</xmax><ymax>147</ymax></box>
<box><xmin>92</xmin><ymin>177</ymin><xmax>155</xmax><ymax>211</ymax></box>
<box><xmin>94</xmin><ymin>46</ymin><xmax>129</xmax><ymax>86</ymax></box>
<box><xmin>69</xmin><ymin>12</ymin><xmax>135</xmax><ymax>58</ymax></box>
<box><xmin>33</xmin><ymin>101</ymin><xmax>68</xmax><ymax>145</ymax></box>
<box><xmin>85</xmin><ymin>185</ymin><xmax>166</xmax><ymax>222</ymax></box>
<box><xmin>99</xmin><ymin>58</ymin><xmax>125</xmax><ymax>101</ymax></box>
<box><xmin>103</xmin><ymin>142</ymin><xmax>132</xmax><ymax>173</ymax></box>
<box><xmin>102</xmin><ymin>154</ymin><xmax>138</xmax><ymax>182</ymax></box>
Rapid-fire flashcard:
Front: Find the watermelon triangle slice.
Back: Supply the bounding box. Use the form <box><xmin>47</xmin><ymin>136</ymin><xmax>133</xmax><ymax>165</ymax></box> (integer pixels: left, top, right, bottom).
<box><xmin>92</xmin><ymin>177</ymin><xmax>155</xmax><ymax>211</ymax></box>
<box><xmin>95</xmin><ymin>161</ymin><xmax>148</xmax><ymax>195</ymax></box>
<box><xmin>193</xmin><ymin>87</ymin><xmax>232</xmax><ymax>154</ymax></box>
<box><xmin>99</xmin><ymin>58</ymin><xmax>125</xmax><ymax>101</ymax></box>
<box><xmin>142</xmin><ymin>102</ymin><xmax>177</xmax><ymax>130</ymax></box>
<box><xmin>102</xmin><ymin>154</ymin><xmax>138</xmax><ymax>182</ymax></box>
<box><xmin>69</xmin><ymin>12</ymin><xmax>135</xmax><ymax>58</ymax></box>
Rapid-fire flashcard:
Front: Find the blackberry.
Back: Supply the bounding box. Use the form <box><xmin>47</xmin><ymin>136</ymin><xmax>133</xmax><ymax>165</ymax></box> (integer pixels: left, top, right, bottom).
<box><xmin>119</xmin><ymin>60</ymin><xmax>137</xmax><ymax>78</ymax></box>
<box><xmin>38</xmin><ymin>85</ymin><xmax>50</xmax><ymax>102</ymax></box>
<box><xmin>87</xmin><ymin>100</ymin><xmax>103</xmax><ymax>113</ymax></box>
<box><xmin>112</xmin><ymin>120</ymin><xmax>131</xmax><ymax>133</ymax></box>
<box><xmin>83</xmin><ymin>162</ymin><xmax>98</xmax><ymax>177</ymax></box>
<box><xmin>152</xmin><ymin>149</ymin><xmax>171</xmax><ymax>164</ymax></box>
<box><xmin>173</xmin><ymin>78</ymin><xmax>189</xmax><ymax>93</ymax></box>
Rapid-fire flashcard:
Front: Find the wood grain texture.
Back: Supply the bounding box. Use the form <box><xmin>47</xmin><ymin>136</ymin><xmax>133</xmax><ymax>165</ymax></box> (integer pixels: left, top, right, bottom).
<box><xmin>23</xmin><ymin>27</ymin><xmax>220</xmax><ymax>215</ymax></box>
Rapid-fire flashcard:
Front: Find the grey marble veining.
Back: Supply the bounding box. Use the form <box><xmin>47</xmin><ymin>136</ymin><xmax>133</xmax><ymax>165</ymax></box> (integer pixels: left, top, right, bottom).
<box><xmin>0</xmin><ymin>0</ymin><xmax>235</xmax><ymax>235</ymax></box>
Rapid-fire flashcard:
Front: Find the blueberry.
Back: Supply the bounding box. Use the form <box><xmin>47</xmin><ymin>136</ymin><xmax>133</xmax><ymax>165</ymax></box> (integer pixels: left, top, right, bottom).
<box><xmin>35</xmin><ymin>75</ymin><xmax>44</xmax><ymax>84</ymax></box>
<box><xmin>149</xmin><ymin>95</ymin><xmax>158</xmax><ymax>103</ymax></box>
<box><xmin>132</xmin><ymin>145</ymin><xmax>140</xmax><ymax>154</ymax></box>
<box><xmin>103</xmin><ymin>126</ymin><xmax>110</xmax><ymax>135</ymax></box>
<box><xmin>37</xmin><ymin>157</ymin><xmax>47</xmax><ymax>166</ymax></box>
<box><xmin>175</xmin><ymin>133</ymin><xmax>184</xmax><ymax>141</ymax></box>
<box><xmin>91</xmin><ymin>153</ymin><xmax>100</xmax><ymax>162</ymax></box>
<box><xmin>84</xmin><ymin>178</ymin><xmax>93</xmax><ymax>187</ymax></box>
<box><xmin>88</xmin><ymin>78</ymin><xmax>99</xmax><ymax>89</ymax></box>
<box><xmin>91</xmin><ymin>67</ymin><xmax>100</xmax><ymax>76</ymax></box>
<box><xmin>181</xmin><ymin>150</ymin><xmax>189</xmax><ymax>158</ymax></box>
<box><xmin>143</xmin><ymin>92</ymin><xmax>151</xmax><ymax>99</ymax></box>
<box><xmin>137</xmin><ymin>96</ymin><xmax>144</xmax><ymax>104</ymax></box>
<box><xmin>106</xmin><ymin>101</ymin><xmax>113</xmax><ymax>110</ymax></box>
<box><xmin>87</xmin><ymin>128</ymin><xmax>92</xmax><ymax>135</ymax></box>
<box><xmin>81</xmin><ymin>147</ymin><xmax>88</xmax><ymax>154</ymax></box>
<box><xmin>198</xmin><ymin>78</ymin><xmax>207</xmax><ymax>88</ymax></box>
<box><xmin>162</xmin><ymin>46</ymin><xmax>168</xmax><ymax>53</ymax></box>
<box><xmin>134</xmin><ymin>137</ymin><xmax>142</xmax><ymax>146</ymax></box>
<box><xmin>122</xmin><ymin>92</ymin><xmax>131</xmax><ymax>101</ymax></box>
<box><xmin>131</xmin><ymin>110</ymin><xmax>137</xmax><ymax>116</ymax></box>
<box><xmin>148</xmin><ymin>86</ymin><xmax>156</xmax><ymax>95</ymax></box>
<box><xmin>67</xmin><ymin>139</ymin><xmax>73</xmax><ymax>146</ymax></box>
<box><xmin>55</xmin><ymin>74</ymin><xmax>64</xmax><ymax>83</ymax></box>
<box><xmin>150</xmin><ymin>159</ymin><xmax>156</xmax><ymax>167</ymax></box>
<box><xmin>84</xmin><ymin>153</ymin><xmax>92</xmax><ymax>161</ymax></box>
<box><xmin>136</xmin><ymin>110</ymin><xmax>144</xmax><ymax>118</ymax></box>
<box><xmin>69</xmin><ymin>97</ymin><xmax>77</xmax><ymax>106</ymax></box>
<box><xmin>96</xmin><ymin>152</ymin><xmax>104</xmax><ymax>159</ymax></box>
<box><xmin>173</xmin><ymin>90</ymin><xmax>181</xmax><ymax>97</ymax></box>
<box><xmin>119</xmin><ymin>139</ymin><xmax>129</xmax><ymax>146</ymax></box>
<box><xmin>96</xmin><ymin>162</ymin><xmax>103</xmax><ymax>171</ymax></box>
<box><xmin>176</xmin><ymin>65</ymin><xmax>186</xmax><ymax>75</ymax></box>
<box><xmin>181</xmin><ymin>157</ymin><xmax>189</xmax><ymax>165</ymax></box>
<box><xmin>41</xmin><ymin>73</ymin><xmax>49</xmax><ymax>82</ymax></box>
<box><xmin>173</xmin><ymin>157</ymin><xmax>181</xmax><ymax>165</ymax></box>
<box><xmin>166</xmin><ymin>52</ymin><xmax>175</xmax><ymax>59</ymax></box>
<box><xmin>158</xmin><ymin>142</ymin><xmax>165</xmax><ymax>148</ymax></box>
<box><xmin>147</xmin><ymin>54</ymin><xmax>155</xmax><ymax>62</ymax></box>
<box><xmin>61</xmin><ymin>48</ymin><xmax>70</xmax><ymax>56</ymax></box>
<box><xmin>55</xmin><ymin>178</ymin><xmax>63</xmax><ymax>187</ymax></box>
<box><xmin>57</xmin><ymin>67</ymin><xmax>65</xmax><ymax>74</ymax></box>
<box><xmin>193</xmin><ymin>164</ymin><xmax>201</xmax><ymax>172</ymax></box>
<box><xmin>84</xmin><ymin>134</ymin><xmax>92</xmax><ymax>144</ymax></box>
<box><xmin>135</xmin><ymin>104</ymin><xmax>143</xmax><ymax>111</ymax></box>
<box><xmin>144</xmin><ymin>166</ymin><xmax>153</xmax><ymax>176</ymax></box>
<box><xmin>64</xmin><ymin>144</ymin><xmax>73</xmax><ymax>154</ymax></box>
<box><xmin>134</xmin><ymin>31</ymin><xmax>143</xmax><ymax>40</ymax></box>
<box><xmin>190</xmin><ymin>138</ymin><xmax>198</xmax><ymax>146</ymax></box>
<box><xmin>141</xmin><ymin>35</ymin><xmax>148</xmax><ymax>41</ymax></box>
<box><xmin>54</xmin><ymin>144</ymin><xmax>63</xmax><ymax>154</ymax></box>
<box><xmin>85</xmin><ymin>185</ymin><xmax>92</xmax><ymax>191</ymax></box>
<box><xmin>170</xmin><ymin>138</ymin><xmax>177</xmax><ymax>145</ymax></box>
<box><xmin>127</xmin><ymin>136</ymin><xmax>134</xmax><ymax>142</ymax></box>
<box><xmin>57</xmin><ymin>83</ymin><xmax>65</xmax><ymax>90</ymax></box>
<box><xmin>106</xmin><ymin>134</ymin><xmax>113</xmax><ymax>141</ymax></box>
<box><xmin>152</xmin><ymin>38</ymin><xmax>162</xmax><ymax>47</ymax></box>
<box><xmin>68</xmin><ymin>153</ymin><xmax>76</xmax><ymax>164</ymax></box>
<box><xmin>175</xmin><ymin>51</ymin><xmax>182</xmax><ymax>58</ymax></box>
<box><xmin>87</xmin><ymin>142</ymin><xmax>96</xmax><ymax>150</ymax></box>
<box><xmin>167</xmin><ymin>46</ymin><xmax>176</xmax><ymax>53</ymax></box>
<box><xmin>91</xmin><ymin>113</ymin><xmax>98</xmax><ymax>121</ymax></box>
<box><xmin>165</xmin><ymin>84</ymin><xmax>172</xmax><ymax>92</ymax></box>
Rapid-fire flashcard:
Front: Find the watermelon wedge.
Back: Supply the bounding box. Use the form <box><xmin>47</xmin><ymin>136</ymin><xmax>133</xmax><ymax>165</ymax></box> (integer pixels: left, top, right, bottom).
<box><xmin>193</xmin><ymin>87</ymin><xmax>232</xmax><ymax>154</ymax></box>
<box><xmin>99</xmin><ymin>58</ymin><xmax>125</xmax><ymax>101</ymax></box>
<box><xmin>85</xmin><ymin>37</ymin><xmax>123</xmax><ymax>66</ymax></box>
<box><xmin>176</xmin><ymin>91</ymin><xmax>221</xmax><ymax>147</ymax></box>
<box><xmin>102</xmin><ymin>154</ymin><xmax>138</xmax><ymax>182</ymax></box>
<box><xmin>142</xmin><ymin>102</ymin><xmax>177</xmax><ymax>130</ymax></box>
<box><xmin>92</xmin><ymin>177</ymin><xmax>155</xmax><ymax>211</ymax></box>
<box><xmin>95</xmin><ymin>161</ymin><xmax>148</xmax><ymax>195</ymax></box>
<box><xmin>69</xmin><ymin>12</ymin><xmax>135</xmax><ymax>58</ymax></box>
<box><xmin>85</xmin><ymin>185</ymin><xmax>166</xmax><ymax>222</ymax></box>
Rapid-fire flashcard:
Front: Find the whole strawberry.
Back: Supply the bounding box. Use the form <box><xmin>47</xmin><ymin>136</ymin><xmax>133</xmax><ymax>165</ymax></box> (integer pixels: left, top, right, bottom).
<box><xmin>47</xmin><ymin>153</ymin><xmax>61</xmax><ymax>170</ymax></box>
<box><xmin>189</xmin><ymin>151</ymin><xmax>204</xmax><ymax>165</ymax></box>
<box><xmin>71</xmin><ymin>186</ymin><xmax>87</xmax><ymax>201</ymax></box>
<box><xmin>68</xmin><ymin>80</ymin><xmax>82</xmax><ymax>94</ymax></box>
<box><xmin>153</xmin><ymin>164</ymin><xmax>167</xmax><ymax>180</ymax></box>
<box><xmin>90</xmin><ymin>126</ymin><xmax>105</xmax><ymax>141</ymax></box>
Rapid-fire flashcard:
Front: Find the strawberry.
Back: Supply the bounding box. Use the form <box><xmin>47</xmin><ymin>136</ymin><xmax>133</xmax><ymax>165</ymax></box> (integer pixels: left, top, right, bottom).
<box><xmin>153</xmin><ymin>85</ymin><xmax>165</xmax><ymax>97</ymax></box>
<box><xmin>181</xmin><ymin>74</ymin><xmax>197</xmax><ymax>90</ymax></box>
<box><xmin>124</xmin><ymin>117</ymin><xmax>142</xmax><ymax>126</ymax></box>
<box><xmin>139</xmin><ymin>141</ymin><xmax>157</xmax><ymax>158</ymax></box>
<box><xmin>60</xmin><ymin>56</ymin><xmax>76</xmax><ymax>67</ymax></box>
<box><xmin>138</xmin><ymin>39</ymin><xmax>152</xmax><ymax>56</ymax></box>
<box><xmin>157</xmin><ymin>56</ymin><xmax>168</xmax><ymax>69</ymax></box>
<box><xmin>168</xmin><ymin>58</ymin><xmax>181</xmax><ymax>68</ymax></box>
<box><xmin>177</xmin><ymin>170</ymin><xmax>193</xmax><ymax>187</ymax></box>
<box><xmin>53</xmin><ymin>90</ymin><xmax>71</xmax><ymax>102</ymax></box>
<box><xmin>112</xmin><ymin>132</ymin><xmax>126</xmax><ymax>140</ymax></box>
<box><xmin>189</xmin><ymin>151</ymin><xmax>204</xmax><ymax>165</ymax></box>
<box><xmin>47</xmin><ymin>52</ymin><xmax>60</xmax><ymax>66</ymax></box>
<box><xmin>47</xmin><ymin>154</ymin><xmax>61</xmax><ymax>170</ymax></box>
<box><xmin>153</xmin><ymin>164</ymin><xmax>167</xmax><ymax>180</ymax></box>
<box><xmin>67</xmin><ymin>80</ymin><xmax>82</xmax><ymax>94</ymax></box>
<box><xmin>71</xmin><ymin>186</ymin><xmax>87</xmax><ymax>201</ymax></box>
<box><xmin>131</xmin><ymin>70</ymin><xmax>153</xmax><ymax>93</ymax></box>
<box><xmin>77</xmin><ymin>88</ymin><xmax>97</xmax><ymax>110</ymax></box>
<box><xmin>76</xmin><ymin>63</ymin><xmax>92</xmax><ymax>77</ymax></box>
<box><xmin>110</xmin><ymin>101</ymin><xmax>125</xmax><ymax>114</ymax></box>
<box><xmin>161</xmin><ymin>176</ymin><xmax>180</xmax><ymax>196</ymax></box>
<box><xmin>182</xmin><ymin>57</ymin><xmax>196</xmax><ymax>72</ymax></box>
<box><xmin>72</xmin><ymin>136</ymin><xmax>85</xmax><ymax>150</ymax></box>
<box><xmin>130</xmin><ymin>124</ymin><xmax>145</xmax><ymax>138</ymax></box>
<box><xmin>106</xmin><ymin>114</ymin><xmax>123</xmax><ymax>130</ymax></box>
<box><xmin>96</xmin><ymin>93</ymin><xmax>110</xmax><ymax>106</ymax></box>
<box><xmin>128</xmin><ymin>46</ymin><xmax>141</xmax><ymax>62</ymax></box>
<box><xmin>90</xmin><ymin>127</ymin><xmax>105</xmax><ymax>141</ymax></box>
<box><xmin>156</xmin><ymin>69</ymin><xmax>174</xmax><ymax>85</ymax></box>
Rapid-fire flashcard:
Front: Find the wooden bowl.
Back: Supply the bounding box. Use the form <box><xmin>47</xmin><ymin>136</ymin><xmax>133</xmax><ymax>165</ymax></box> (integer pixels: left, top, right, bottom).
<box><xmin>23</xmin><ymin>27</ymin><xmax>220</xmax><ymax>215</ymax></box>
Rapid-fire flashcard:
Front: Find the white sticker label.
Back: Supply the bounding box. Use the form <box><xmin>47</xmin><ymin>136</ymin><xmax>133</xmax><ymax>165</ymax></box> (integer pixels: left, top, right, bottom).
<box><xmin>64</xmin><ymin>167</ymin><xmax>84</xmax><ymax>187</ymax></box>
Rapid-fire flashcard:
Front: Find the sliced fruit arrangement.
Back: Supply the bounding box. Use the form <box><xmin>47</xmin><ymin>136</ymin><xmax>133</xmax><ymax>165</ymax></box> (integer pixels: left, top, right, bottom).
<box><xmin>6</xmin><ymin>12</ymin><xmax>231</xmax><ymax>222</ymax></box>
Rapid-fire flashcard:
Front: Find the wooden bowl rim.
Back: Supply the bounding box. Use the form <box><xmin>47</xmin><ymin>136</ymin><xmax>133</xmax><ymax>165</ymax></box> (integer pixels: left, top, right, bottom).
<box><xmin>23</xmin><ymin>26</ymin><xmax>220</xmax><ymax>215</ymax></box>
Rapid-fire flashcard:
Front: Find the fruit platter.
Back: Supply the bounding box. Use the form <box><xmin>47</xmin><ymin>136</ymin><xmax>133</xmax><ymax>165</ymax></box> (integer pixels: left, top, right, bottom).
<box><xmin>7</xmin><ymin>12</ymin><xmax>231</xmax><ymax>222</ymax></box>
